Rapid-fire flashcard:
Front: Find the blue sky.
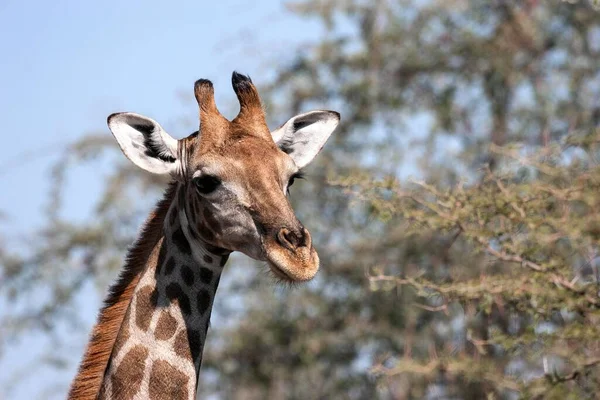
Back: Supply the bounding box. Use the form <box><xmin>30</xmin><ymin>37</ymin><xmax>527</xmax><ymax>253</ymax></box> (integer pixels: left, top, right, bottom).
<box><xmin>0</xmin><ymin>0</ymin><xmax>323</xmax><ymax>232</ymax></box>
<box><xmin>0</xmin><ymin>1</ymin><xmax>323</xmax><ymax>397</ymax></box>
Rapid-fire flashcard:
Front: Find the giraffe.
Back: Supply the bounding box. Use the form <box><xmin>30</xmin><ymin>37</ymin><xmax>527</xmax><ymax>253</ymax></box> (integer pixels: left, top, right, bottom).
<box><xmin>68</xmin><ymin>72</ymin><xmax>340</xmax><ymax>400</ymax></box>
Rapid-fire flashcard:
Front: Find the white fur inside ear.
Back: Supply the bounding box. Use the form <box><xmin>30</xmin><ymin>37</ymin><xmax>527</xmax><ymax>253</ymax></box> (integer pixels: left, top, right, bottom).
<box><xmin>272</xmin><ymin>110</ymin><xmax>340</xmax><ymax>168</ymax></box>
<box><xmin>108</xmin><ymin>112</ymin><xmax>180</xmax><ymax>175</ymax></box>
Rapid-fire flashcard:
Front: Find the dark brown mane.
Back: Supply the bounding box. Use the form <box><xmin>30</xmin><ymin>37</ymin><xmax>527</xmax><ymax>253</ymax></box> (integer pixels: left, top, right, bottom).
<box><xmin>68</xmin><ymin>182</ymin><xmax>177</xmax><ymax>400</ymax></box>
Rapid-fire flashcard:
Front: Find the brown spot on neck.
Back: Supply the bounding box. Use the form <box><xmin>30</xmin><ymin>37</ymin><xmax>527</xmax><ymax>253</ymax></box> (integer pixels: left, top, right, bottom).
<box><xmin>173</xmin><ymin>329</ymin><xmax>203</xmax><ymax>367</ymax></box>
<box><xmin>165</xmin><ymin>283</ymin><xmax>191</xmax><ymax>316</ymax></box>
<box><xmin>155</xmin><ymin>311</ymin><xmax>177</xmax><ymax>341</ymax></box>
<box><xmin>197</xmin><ymin>289</ymin><xmax>212</xmax><ymax>316</ymax></box>
<box><xmin>174</xmin><ymin>330</ymin><xmax>191</xmax><ymax>360</ymax></box>
<box><xmin>180</xmin><ymin>265</ymin><xmax>194</xmax><ymax>286</ymax></box>
<box><xmin>199</xmin><ymin>268</ymin><xmax>213</xmax><ymax>285</ymax></box>
<box><xmin>110</xmin><ymin>345</ymin><xmax>149</xmax><ymax>400</ymax></box>
<box><xmin>135</xmin><ymin>285</ymin><xmax>158</xmax><ymax>331</ymax></box>
<box><xmin>149</xmin><ymin>360</ymin><xmax>189</xmax><ymax>400</ymax></box>
<box><xmin>172</xmin><ymin>227</ymin><xmax>192</xmax><ymax>255</ymax></box>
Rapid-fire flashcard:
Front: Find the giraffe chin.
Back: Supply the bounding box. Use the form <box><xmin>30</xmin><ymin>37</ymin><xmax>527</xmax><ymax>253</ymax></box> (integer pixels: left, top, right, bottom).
<box><xmin>264</xmin><ymin>244</ymin><xmax>320</xmax><ymax>282</ymax></box>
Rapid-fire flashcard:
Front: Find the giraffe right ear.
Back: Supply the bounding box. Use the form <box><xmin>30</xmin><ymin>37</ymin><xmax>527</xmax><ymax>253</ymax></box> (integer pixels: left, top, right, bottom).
<box><xmin>107</xmin><ymin>112</ymin><xmax>180</xmax><ymax>176</ymax></box>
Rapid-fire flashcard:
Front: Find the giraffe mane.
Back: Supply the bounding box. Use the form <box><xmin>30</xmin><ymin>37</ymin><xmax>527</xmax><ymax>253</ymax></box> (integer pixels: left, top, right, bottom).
<box><xmin>68</xmin><ymin>182</ymin><xmax>177</xmax><ymax>400</ymax></box>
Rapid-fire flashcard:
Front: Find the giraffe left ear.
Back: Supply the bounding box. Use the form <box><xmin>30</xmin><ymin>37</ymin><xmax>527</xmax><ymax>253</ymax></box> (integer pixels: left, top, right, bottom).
<box><xmin>108</xmin><ymin>112</ymin><xmax>180</xmax><ymax>176</ymax></box>
<box><xmin>272</xmin><ymin>110</ymin><xmax>340</xmax><ymax>168</ymax></box>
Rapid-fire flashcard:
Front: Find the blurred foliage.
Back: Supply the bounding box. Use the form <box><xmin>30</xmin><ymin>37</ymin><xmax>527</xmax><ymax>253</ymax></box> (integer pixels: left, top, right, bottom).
<box><xmin>338</xmin><ymin>138</ymin><xmax>600</xmax><ymax>398</ymax></box>
<box><xmin>2</xmin><ymin>0</ymin><xmax>600</xmax><ymax>399</ymax></box>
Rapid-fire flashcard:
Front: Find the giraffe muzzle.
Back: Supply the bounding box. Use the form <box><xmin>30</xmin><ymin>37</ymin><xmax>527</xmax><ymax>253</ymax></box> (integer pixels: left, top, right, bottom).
<box><xmin>263</xmin><ymin>226</ymin><xmax>319</xmax><ymax>282</ymax></box>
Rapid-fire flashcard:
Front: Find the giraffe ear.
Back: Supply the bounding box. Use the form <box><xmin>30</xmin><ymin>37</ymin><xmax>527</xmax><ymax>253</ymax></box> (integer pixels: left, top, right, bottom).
<box><xmin>108</xmin><ymin>112</ymin><xmax>180</xmax><ymax>175</ymax></box>
<box><xmin>271</xmin><ymin>110</ymin><xmax>340</xmax><ymax>168</ymax></box>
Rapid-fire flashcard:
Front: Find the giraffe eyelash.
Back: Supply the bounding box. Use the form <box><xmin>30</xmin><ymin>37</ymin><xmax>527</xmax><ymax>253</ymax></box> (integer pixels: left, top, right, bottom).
<box><xmin>291</xmin><ymin>171</ymin><xmax>305</xmax><ymax>181</ymax></box>
<box><xmin>286</xmin><ymin>171</ymin><xmax>305</xmax><ymax>195</ymax></box>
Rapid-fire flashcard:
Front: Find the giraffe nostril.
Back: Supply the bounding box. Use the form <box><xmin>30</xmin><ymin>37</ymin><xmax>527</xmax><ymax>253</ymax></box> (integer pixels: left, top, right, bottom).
<box><xmin>276</xmin><ymin>229</ymin><xmax>295</xmax><ymax>250</ymax></box>
<box><xmin>276</xmin><ymin>228</ymin><xmax>308</xmax><ymax>251</ymax></box>
<box><xmin>296</xmin><ymin>228</ymin><xmax>309</xmax><ymax>248</ymax></box>
<box><xmin>285</xmin><ymin>230</ymin><xmax>299</xmax><ymax>247</ymax></box>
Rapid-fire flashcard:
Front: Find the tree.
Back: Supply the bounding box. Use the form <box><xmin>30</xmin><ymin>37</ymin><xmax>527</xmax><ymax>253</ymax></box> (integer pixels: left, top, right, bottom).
<box><xmin>201</xmin><ymin>1</ymin><xmax>600</xmax><ymax>398</ymax></box>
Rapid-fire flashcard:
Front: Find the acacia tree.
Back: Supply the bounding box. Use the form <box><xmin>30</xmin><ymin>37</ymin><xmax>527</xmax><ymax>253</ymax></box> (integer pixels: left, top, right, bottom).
<box><xmin>201</xmin><ymin>1</ymin><xmax>600</xmax><ymax>398</ymax></box>
<box><xmin>2</xmin><ymin>0</ymin><xmax>600</xmax><ymax>398</ymax></box>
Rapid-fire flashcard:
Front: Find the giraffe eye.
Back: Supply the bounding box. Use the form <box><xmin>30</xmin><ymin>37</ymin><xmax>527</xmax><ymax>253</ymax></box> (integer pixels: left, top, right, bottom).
<box><xmin>194</xmin><ymin>175</ymin><xmax>221</xmax><ymax>194</ymax></box>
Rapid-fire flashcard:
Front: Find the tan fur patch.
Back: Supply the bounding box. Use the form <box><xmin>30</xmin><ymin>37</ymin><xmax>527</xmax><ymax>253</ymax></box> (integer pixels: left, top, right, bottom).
<box><xmin>111</xmin><ymin>309</ymin><xmax>130</xmax><ymax>358</ymax></box>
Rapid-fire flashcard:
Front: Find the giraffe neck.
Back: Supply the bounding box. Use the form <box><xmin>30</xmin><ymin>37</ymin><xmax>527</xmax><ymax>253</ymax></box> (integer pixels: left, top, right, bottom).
<box><xmin>99</xmin><ymin>187</ymin><xmax>229</xmax><ymax>400</ymax></box>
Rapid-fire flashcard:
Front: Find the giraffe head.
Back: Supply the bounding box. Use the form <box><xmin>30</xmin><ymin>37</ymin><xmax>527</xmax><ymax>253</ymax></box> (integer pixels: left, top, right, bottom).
<box><xmin>107</xmin><ymin>72</ymin><xmax>339</xmax><ymax>282</ymax></box>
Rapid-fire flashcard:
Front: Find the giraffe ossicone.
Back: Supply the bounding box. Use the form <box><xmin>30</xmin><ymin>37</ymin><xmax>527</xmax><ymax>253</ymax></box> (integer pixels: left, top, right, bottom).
<box><xmin>69</xmin><ymin>72</ymin><xmax>340</xmax><ymax>399</ymax></box>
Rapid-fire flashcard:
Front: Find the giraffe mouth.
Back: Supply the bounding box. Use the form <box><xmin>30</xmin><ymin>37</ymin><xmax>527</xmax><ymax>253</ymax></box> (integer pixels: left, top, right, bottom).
<box><xmin>263</xmin><ymin>244</ymin><xmax>320</xmax><ymax>282</ymax></box>
<box><xmin>267</xmin><ymin>261</ymin><xmax>296</xmax><ymax>282</ymax></box>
